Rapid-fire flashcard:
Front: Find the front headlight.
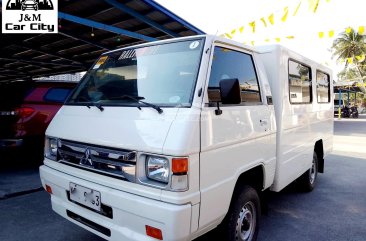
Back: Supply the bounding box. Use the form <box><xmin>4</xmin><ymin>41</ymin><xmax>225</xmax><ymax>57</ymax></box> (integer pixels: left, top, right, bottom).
<box><xmin>146</xmin><ymin>156</ymin><xmax>169</xmax><ymax>183</ymax></box>
<box><xmin>45</xmin><ymin>137</ymin><xmax>59</xmax><ymax>161</ymax></box>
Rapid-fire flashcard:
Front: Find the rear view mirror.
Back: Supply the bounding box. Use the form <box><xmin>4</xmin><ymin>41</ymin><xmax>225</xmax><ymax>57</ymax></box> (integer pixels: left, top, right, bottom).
<box><xmin>219</xmin><ymin>78</ymin><xmax>241</xmax><ymax>104</ymax></box>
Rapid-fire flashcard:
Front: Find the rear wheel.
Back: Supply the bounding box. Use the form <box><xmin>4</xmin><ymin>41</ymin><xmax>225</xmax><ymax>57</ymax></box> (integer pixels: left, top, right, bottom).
<box><xmin>222</xmin><ymin>185</ymin><xmax>260</xmax><ymax>241</ymax></box>
<box><xmin>298</xmin><ymin>152</ymin><xmax>318</xmax><ymax>192</ymax></box>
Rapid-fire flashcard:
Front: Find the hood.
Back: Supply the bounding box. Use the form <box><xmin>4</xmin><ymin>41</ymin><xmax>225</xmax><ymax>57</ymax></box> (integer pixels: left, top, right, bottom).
<box><xmin>46</xmin><ymin>105</ymin><xmax>178</xmax><ymax>154</ymax></box>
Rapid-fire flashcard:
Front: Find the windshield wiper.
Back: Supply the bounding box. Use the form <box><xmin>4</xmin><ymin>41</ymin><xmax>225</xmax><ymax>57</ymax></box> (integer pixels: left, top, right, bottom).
<box><xmin>71</xmin><ymin>96</ymin><xmax>91</xmax><ymax>108</ymax></box>
<box><xmin>94</xmin><ymin>103</ymin><xmax>104</xmax><ymax>112</ymax></box>
<box><xmin>71</xmin><ymin>96</ymin><xmax>104</xmax><ymax>111</ymax></box>
<box><xmin>117</xmin><ymin>95</ymin><xmax>163</xmax><ymax>114</ymax></box>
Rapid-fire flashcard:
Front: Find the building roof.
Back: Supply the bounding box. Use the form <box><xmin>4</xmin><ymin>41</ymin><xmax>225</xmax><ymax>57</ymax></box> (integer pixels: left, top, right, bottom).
<box><xmin>334</xmin><ymin>81</ymin><xmax>366</xmax><ymax>93</ymax></box>
<box><xmin>0</xmin><ymin>0</ymin><xmax>204</xmax><ymax>83</ymax></box>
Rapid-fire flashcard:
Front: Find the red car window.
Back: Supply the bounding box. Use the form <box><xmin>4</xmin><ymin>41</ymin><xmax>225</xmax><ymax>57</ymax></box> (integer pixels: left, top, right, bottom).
<box><xmin>24</xmin><ymin>87</ymin><xmax>49</xmax><ymax>102</ymax></box>
<box><xmin>43</xmin><ymin>88</ymin><xmax>73</xmax><ymax>103</ymax></box>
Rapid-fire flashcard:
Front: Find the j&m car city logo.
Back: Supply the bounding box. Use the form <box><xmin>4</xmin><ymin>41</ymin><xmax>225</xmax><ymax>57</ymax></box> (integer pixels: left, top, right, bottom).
<box><xmin>2</xmin><ymin>0</ymin><xmax>58</xmax><ymax>33</ymax></box>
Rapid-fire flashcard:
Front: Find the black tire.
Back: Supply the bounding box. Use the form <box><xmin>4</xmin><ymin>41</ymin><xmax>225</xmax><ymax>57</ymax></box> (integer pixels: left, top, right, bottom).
<box><xmin>221</xmin><ymin>185</ymin><xmax>260</xmax><ymax>241</ymax></box>
<box><xmin>298</xmin><ymin>152</ymin><xmax>318</xmax><ymax>192</ymax></box>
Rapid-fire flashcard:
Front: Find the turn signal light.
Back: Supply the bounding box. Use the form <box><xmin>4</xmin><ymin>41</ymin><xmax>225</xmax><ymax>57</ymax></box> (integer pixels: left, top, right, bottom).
<box><xmin>146</xmin><ymin>225</ymin><xmax>163</xmax><ymax>240</ymax></box>
<box><xmin>45</xmin><ymin>184</ymin><xmax>53</xmax><ymax>194</ymax></box>
<box><xmin>172</xmin><ymin>158</ymin><xmax>188</xmax><ymax>174</ymax></box>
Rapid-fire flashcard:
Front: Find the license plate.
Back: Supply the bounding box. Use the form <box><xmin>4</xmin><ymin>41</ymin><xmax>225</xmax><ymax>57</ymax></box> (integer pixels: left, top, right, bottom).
<box><xmin>69</xmin><ymin>183</ymin><xmax>101</xmax><ymax>212</ymax></box>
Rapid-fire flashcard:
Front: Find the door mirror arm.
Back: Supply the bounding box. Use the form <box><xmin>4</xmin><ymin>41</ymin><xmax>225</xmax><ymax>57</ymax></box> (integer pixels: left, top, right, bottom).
<box><xmin>215</xmin><ymin>101</ymin><xmax>222</xmax><ymax>115</ymax></box>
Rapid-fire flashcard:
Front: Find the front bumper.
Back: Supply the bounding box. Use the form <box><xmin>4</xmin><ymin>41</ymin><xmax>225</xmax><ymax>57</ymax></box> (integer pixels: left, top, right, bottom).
<box><xmin>39</xmin><ymin>165</ymin><xmax>193</xmax><ymax>241</ymax></box>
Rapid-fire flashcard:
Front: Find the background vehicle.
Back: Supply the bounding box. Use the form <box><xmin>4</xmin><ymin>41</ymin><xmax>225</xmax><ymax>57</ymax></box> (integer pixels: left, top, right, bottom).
<box><xmin>0</xmin><ymin>81</ymin><xmax>76</xmax><ymax>161</ymax></box>
<box><xmin>1</xmin><ymin>81</ymin><xmax>31</xmax><ymax>149</ymax></box>
<box><xmin>350</xmin><ymin>105</ymin><xmax>359</xmax><ymax>118</ymax></box>
<box><xmin>341</xmin><ymin>104</ymin><xmax>351</xmax><ymax>118</ymax></box>
<box><xmin>40</xmin><ymin>36</ymin><xmax>333</xmax><ymax>241</ymax></box>
<box><xmin>341</xmin><ymin>104</ymin><xmax>359</xmax><ymax>118</ymax></box>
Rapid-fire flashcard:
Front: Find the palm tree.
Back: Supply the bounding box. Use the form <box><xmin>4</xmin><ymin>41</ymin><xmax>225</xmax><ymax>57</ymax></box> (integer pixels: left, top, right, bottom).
<box><xmin>331</xmin><ymin>28</ymin><xmax>366</xmax><ymax>78</ymax></box>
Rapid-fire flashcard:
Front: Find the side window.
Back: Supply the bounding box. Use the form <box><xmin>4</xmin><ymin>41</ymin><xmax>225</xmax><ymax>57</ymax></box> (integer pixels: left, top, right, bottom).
<box><xmin>207</xmin><ymin>46</ymin><xmax>261</xmax><ymax>104</ymax></box>
<box><xmin>316</xmin><ymin>70</ymin><xmax>330</xmax><ymax>103</ymax></box>
<box><xmin>44</xmin><ymin>88</ymin><xmax>73</xmax><ymax>103</ymax></box>
<box><xmin>289</xmin><ymin>60</ymin><xmax>312</xmax><ymax>104</ymax></box>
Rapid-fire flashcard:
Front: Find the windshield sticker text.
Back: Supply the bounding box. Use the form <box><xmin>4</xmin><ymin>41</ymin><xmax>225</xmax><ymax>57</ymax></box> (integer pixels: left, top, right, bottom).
<box><xmin>118</xmin><ymin>46</ymin><xmax>160</xmax><ymax>60</ymax></box>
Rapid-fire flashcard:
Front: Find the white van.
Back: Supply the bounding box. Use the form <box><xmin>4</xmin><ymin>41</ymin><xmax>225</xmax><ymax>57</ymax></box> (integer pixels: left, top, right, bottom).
<box><xmin>40</xmin><ymin>35</ymin><xmax>333</xmax><ymax>241</ymax></box>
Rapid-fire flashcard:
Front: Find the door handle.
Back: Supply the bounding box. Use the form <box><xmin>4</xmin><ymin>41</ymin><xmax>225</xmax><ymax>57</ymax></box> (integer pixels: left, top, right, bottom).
<box><xmin>260</xmin><ymin>119</ymin><xmax>268</xmax><ymax>125</ymax></box>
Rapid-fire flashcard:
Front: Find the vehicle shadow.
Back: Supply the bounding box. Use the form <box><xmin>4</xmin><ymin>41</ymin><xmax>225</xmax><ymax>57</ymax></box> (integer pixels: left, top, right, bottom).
<box><xmin>0</xmin><ymin>146</ymin><xmax>44</xmax><ymax>170</ymax></box>
<box><xmin>0</xmin><ymin>147</ymin><xmax>44</xmax><ymax>199</ymax></box>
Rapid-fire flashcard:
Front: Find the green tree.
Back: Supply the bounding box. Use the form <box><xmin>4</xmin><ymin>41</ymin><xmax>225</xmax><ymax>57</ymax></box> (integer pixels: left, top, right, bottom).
<box><xmin>337</xmin><ymin>67</ymin><xmax>361</xmax><ymax>81</ymax></box>
<box><xmin>331</xmin><ymin>28</ymin><xmax>366</xmax><ymax>78</ymax></box>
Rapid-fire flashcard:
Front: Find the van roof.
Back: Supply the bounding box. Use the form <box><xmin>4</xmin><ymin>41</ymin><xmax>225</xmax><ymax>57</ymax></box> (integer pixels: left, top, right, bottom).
<box><xmin>103</xmin><ymin>34</ymin><xmax>257</xmax><ymax>55</ymax></box>
<box><xmin>255</xmin><ymin>44</ymin><xmax>332</xmax><ymax>73</ymax></box>
<box><xmin>101</xmin><ymin>35</ymin><xmax>332</xmax><ymax>73</ymax></box>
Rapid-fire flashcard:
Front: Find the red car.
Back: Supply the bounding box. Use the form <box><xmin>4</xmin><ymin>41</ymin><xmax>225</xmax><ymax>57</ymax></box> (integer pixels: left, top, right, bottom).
<box><xmin>0</xmin><ymin>81</ymin><xmax>76</xmax><ymax>159</ymax></box>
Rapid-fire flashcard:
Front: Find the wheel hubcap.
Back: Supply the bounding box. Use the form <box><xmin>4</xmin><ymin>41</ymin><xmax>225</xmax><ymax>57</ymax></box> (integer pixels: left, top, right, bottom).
<box><xmin>235</xmin><ymin>201</ymin><xmax>256</xmax><ymax>241</ymax></box>
<box><xmin>309</xmin><ymin>157</ymin><xmax>316</xmax><ymax>184</ymax></box>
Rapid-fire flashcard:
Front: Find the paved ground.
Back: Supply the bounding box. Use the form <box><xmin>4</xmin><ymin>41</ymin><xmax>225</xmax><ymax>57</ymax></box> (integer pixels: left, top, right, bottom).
<box><xmin>333</xmin><ymin>115</ymin><xmax>366</xmax><ymax>154</ymax></box>
<box><xmin>257</xmin><ymin>153</ymin><xmax>366</xmax><ymax>241</ymax></box>
<box><xmin>0</xmin><ymin>152</ymin><xmax>42</xmax><ymax>200</ymax></box>
<box><xmin>1</xmin><ymin>115</ymin><xmax>366</xmax><ymax>241</ymax></box>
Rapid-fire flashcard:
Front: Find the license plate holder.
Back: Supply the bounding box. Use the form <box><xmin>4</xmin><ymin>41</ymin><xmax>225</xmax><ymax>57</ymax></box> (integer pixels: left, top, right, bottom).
<box><xmin>69</xmin><ymin>183</ymin><xmax>101</xmax><ymax>212</ymax></box>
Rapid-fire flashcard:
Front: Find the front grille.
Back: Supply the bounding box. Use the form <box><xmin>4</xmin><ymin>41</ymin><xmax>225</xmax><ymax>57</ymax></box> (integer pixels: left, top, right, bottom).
<box><xmin>57</xmin><ymin>139</ymin><xmax>136</xmax><ymax>182</ymax></box>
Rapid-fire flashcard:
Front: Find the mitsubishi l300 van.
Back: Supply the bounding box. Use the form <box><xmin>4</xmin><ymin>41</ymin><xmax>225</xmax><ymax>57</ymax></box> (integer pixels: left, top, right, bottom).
<box><xmin>40</xmin><ymin>35</ymin><xmax>333</xmax><ymax>241</ymax></box>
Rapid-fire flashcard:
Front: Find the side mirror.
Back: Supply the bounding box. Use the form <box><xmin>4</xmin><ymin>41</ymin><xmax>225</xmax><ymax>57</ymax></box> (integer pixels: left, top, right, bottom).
<box><xmin>219</xmin><ymin>78</ymin><xmax>241</xmax><ymax>104</ymax></box>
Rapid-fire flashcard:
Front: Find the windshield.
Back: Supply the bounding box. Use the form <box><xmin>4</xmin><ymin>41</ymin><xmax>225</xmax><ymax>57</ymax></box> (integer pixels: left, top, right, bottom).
<box><xmin>67</xmin><ymin>38</ymin><xmax>204</xmax><ymax>107</ymax></box>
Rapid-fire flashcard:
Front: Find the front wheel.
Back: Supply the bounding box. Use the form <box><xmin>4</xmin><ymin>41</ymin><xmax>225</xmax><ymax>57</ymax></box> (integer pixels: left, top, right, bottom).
<box><xmin>221</xmin><ymin>185</ymin><xmax>260</xmax><ymax>241</ymax></box>
<box><xmin>298</xmin><ymin>152</ymin><xmax>318</xmax><ymax>192</ymax></box>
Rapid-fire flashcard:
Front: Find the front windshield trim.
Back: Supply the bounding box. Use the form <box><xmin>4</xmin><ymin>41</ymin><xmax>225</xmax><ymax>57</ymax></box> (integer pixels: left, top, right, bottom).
<box><xmin>65</xmin><ymin>102</ymin><xmax>192</xmax><ymax>108</ymax></box>
<box><xmin>65</xmin><ymin>37</ymin><xmax>206</xmax><ymax>108</ymax></box>
<box><xmin>102</xmin><ymin>35</ymin><xmax>206</xmax><ymax>56</ymax></box>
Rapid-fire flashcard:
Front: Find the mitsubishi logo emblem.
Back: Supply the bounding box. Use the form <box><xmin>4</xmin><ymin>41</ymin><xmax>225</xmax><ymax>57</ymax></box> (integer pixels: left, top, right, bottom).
<box><xmin>80</xmin><ymin>148</ymin><xmax>93</xmax><ymax>166</ymax></box>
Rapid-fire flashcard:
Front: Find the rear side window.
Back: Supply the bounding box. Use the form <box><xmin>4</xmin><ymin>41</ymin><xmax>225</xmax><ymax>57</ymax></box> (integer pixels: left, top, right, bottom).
<box><xmin>316</xmin><ymin>70</ymin><xmax>330</xmax><ymax>103</ymax></box>
<box><xmin>44</xmin><ymin>88</ymin><xmax>73</xmax><ymax>103</ymax></box>
<box><xmin>289</xmin><ymin>60</ymin><xmax>312</xmax><ymax>104</ymax></box>
<box><xmin>208</xmin><ymin>46</ymin><xmax>261</xmax><ymax>104</ymax></box>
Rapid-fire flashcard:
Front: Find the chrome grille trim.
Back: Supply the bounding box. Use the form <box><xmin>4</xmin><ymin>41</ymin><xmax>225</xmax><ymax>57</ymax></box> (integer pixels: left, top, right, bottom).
<box><xmin>57</xmin><ymin>139</ymin><xmax>136</xmax><ymax>182</ymax></box>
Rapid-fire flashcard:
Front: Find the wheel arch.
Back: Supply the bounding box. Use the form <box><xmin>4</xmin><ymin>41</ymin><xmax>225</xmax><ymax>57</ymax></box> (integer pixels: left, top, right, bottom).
<box><xmin>222</xmin><ymin>165</ymin><xmax>265</xmax><ymax>218</ymax></box>
<box><xmin>232</xmin><ymin>165</ymin><xmax>265</xmax><ymax>198</ymax></box>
